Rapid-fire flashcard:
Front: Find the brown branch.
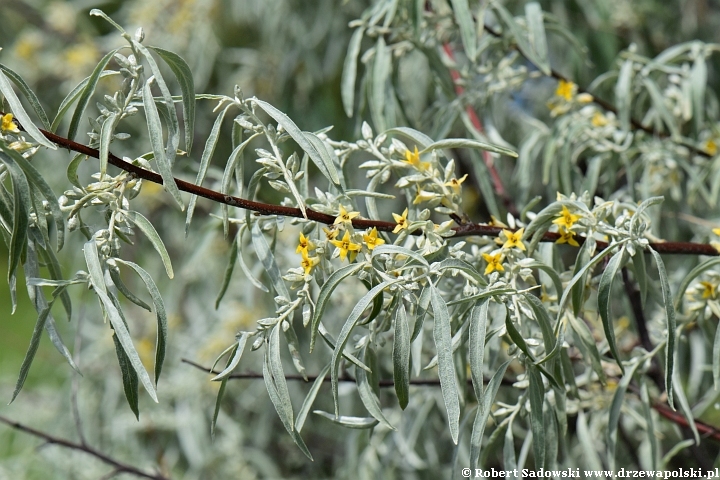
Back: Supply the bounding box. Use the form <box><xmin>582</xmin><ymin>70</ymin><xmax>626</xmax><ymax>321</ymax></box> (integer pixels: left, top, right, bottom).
<box><xmin>3</xmin><ymin>112</ymin><xmax>719</xmax><ymax>255</ymax></box>
<box><xmin>0</xmin><ymin>415</ymin><xmax>169</xmax><ymax>480</ymax></box>
<box><xmin>180</xmin><ymin>358</ymin><xmax>514</xmax><ymax>387</ymax></box>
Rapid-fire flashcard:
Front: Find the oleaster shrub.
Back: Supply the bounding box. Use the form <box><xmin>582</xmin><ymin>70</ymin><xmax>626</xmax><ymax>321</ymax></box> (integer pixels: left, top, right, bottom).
<box><xmin>2</xmin><ymin>1</ymin><xmax>720</xmax><ymax>477</ymax></box>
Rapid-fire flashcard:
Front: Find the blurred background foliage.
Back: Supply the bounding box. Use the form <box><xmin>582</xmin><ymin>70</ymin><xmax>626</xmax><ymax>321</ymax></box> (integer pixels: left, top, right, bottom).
<box><xmin>1</xmin><ymin>0</ymin><xmax>720</xmax><ymax>478</ymax></box>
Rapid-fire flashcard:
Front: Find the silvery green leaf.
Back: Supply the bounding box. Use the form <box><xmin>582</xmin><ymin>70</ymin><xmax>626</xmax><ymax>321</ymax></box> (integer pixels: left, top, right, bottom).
<box><xmin>419</xmin><ymin>138</ymin><xmax>517</xmax><ymax>158</ymax></box>
<box><xmin>393</xmin><ymin>303</ymin><xmax>411</xmax><ymax>409</ymax></box>
<box><xmin>714</xmin><ymin>317</ymin><xmax>720</xmax><ymax>391</ymax></box>
<box><xmin>629</xmin><ymin>196</ymin><xmax>663</xmax><ymax>237</ymax></box>
<box><xmin>691</xmin><ymin>54</ymin><xmax>707</xmax><ymax>132</ymax></box>
<box><xmin>615</xmin><ymin>59</ymin><xmax>633</xmax><ymax>132</ymax></box>
<box><xmin>446</xmin><ymin>286</ymin><xmax>515</xmax><ymax>307</ymax></box>
<box><xmin>0</xmin><ymin>70</ymin><xmax>55</xmax><ymax>150</ymax></box>
<box><xmin>251</xmin><ymin>221</ymin><xmax>289</xmax><ymax>299</ymax></box>
<box><xmin>504</xmin><ymin>416</ymin><xmax>517</xmax><ymax>471</ymax></box>
<box><xmin>3</xmin><ymin>145</ymin><xmax>64</xmax><ymax>251</ymax></box>
<box><xmin>661</xmin><ymin>439</ymin><xmax>695</xmax><ymax>468</ymax></box>
<box><xmin>331</xmin><ymin>280</ymin><xmax>396</xmax><ymax>417</ymax></box>
<box><xmin>142</xmin><ymin>77</ymin><xmax>183</xmax><ymax>210</ymax></box>
<box><xmin>99</xmin><ymin>113</ymin><xmax>119</xmax><ymax>178</ymax></box>
<box><xmin>344</xmin><ymin>189</ymin><xmax>395</xmax><ymax>199</ymax></box>
<box><xmin>470</xmin><ymin>359</ymin><xmax>512</xmax><ymax>470</ymax></box>
<box><xmin>567</xmin><ymin>314</ymin><xmax>605</xmax><ymax>381</ymax></box>
<box><xmin>434</xmin><ymin>258</ymin><xmax>486</xmax><ymax>285</ymax></box>
<box><xmin>10</xmin><ymin>301</ymin><xmax>52</xmax><ymax>403</ymax></box>
<box><xmin>215</xmin><ymin>230</ymin><xmax>239</xmax><ymax>309</ymax></box>
<box><xmin>111</xmin><ymin>325</ymin><xmax>139</xmax><ymax>419</ymax></box>
<box><xmin>342</xmin><ymin>27</ymin><xmax>365</xmax><ymax>117</ymax></box>
<box><xmin>639</xmin><ymin>379</ymin><xmax>658</xmax><ymax>470</ymax></box>
<box><xmin>148</xmin><ymin>47</ymin><xmax>196</xmax><ymax>153</ymax></box>
<box><xmin>356</xmin><ymin>348</ymin><xmax>394</xmax><ymax>429</ymax></box>
<box><xmin>383</xmin><ymin>127</ymin><xmax>434</xmax><ymax>149</ymax></box>
<box><xmin>211</xmin><ymin>333</ymin><xmax>249</xmax><ymax>381</ymax></box>
<box><xmin>528</xmin><ymin>366</ymin><xmax>546</xmax><ymax>469</ymax></box>
<box><xmin>521</xmin><ymin>260</ymin><xmax>563</xmax><ymax>298</ymax></box>
<box><xmin>0</xmin><ymin>63</ymin><xmax>50</xmax><ymax>129</ymax></box>
<box><xmin>185</xmin><ymin>105</ymin><xmax>231</xmax><ymax>232</ymax></box>
<box><xmin>607</xmin><ymin>358</ymin><xmax>641</xmax><ymax>472</ymax></box>
<box><xmin>649</xmin><ymin>247</ymin><xmax>676</xmax><ymax>409</ymax></box>
<box><xmin>66</xmin><ymin>153</ymin><xmax>85</xmax><ymax>190</ymax></box>
<box><xmin>644</xmin><ymin>77</ymin><xmax>679</xmax><ymax>138</ymax></box>
<box><xmin>0</xmin><ymin>151</ymin><xmax>31</xmax><ymax>283</ymax></box>
<box><xmin>523</xmin><ymin>294</ymin><xmax>556</xmax><ymax>357</ymax></box>
<box><xmin>313</xmin><ymin>410</ymin><xmax>379</xmax><ymax>429</ymax></box>
<box><xmin>89</xmin><ymin>9</ymin><xmax>127</xmax><ymax>35</ymax></box>
<box><xmin>114</xmin><ymin>259</ymin><xmax>168</xmax><ymax>384</ymax></box>
<box><xmin>123</xmin><ymin>210</ymin><xmax>174</xmax><ymax>279</ymax></box>
<box><xmin>570</xmin><ymin>236</ymin><xmax>593</xmax><ymax>316</ymax></box>
<box><xmin>295</xmin><ymin>363</ymin><xmax>330</xmax><ymax>433</ymax></box>
<box><xmin>371</xmin><ymin>37</ymin><xmax>390</xmax><ymax>132</ymax></box>
<box><xmin>429</xmin><ymin>285</ymin><xmax>460</xmax><ymax>444</ymax></box>
<box><xmin>211</xmin><ymin>342</ymin><xmax>237</xmax><ymax>439</ymax></box>
<box><xmin>525</xmin><ymin>3</ymin><xmax>549</xmax><ymax>75</ymax></box>
<box><xmin>371</xmin><ymin>244</ymin><xmax>429</xmax><ymax>269</ymax></box>
<box><xmin>68</xmin><ymin>48</ymin><xmax>119</xmax><ymax>142</ymax></box>
<box><xmin>52</xmin><ymin>71</ymin><xmax>119</xmax><ymax>131</ymax></box>
<box><xmin>450</xmin><ymin>0</ymin><xmax>476</xmax><ymax>61</ymax></box>
<box><xmin>576</xmin><ymin>410</ymin><xmax>603</xmax><ymax>470</ymax></box>
<box><xmin>598</xmin><ymin>246</ymin><xmax>627</xmax><ymax>372</ymax></box>
<box><xmin>109</xmin><ymin>268</ymin><xmax>151</xmax><ymax>312</ymax></box>
<box><xmin>284</xmin><ymin>321</ymin><xmax>307</xmax><ymax>379</ymax></box>
<box><xmin>469</xmin><ymin>300</ymin><xmax>489</xmax><ymax>402</ymax></box>
<box><xmin>302</xmin><ymin>131</ymin><xmax>344</xmax><ymax>190</ymax></box>
<box><xmin>491</xmin><ymin>1</ymin><xmax>550</xmax><ymax>75</ymax></box>
<box><xmin>221</xmin><ymin>132</ymin><xmax>260</xmax><ymax>237</ymax></box>
<box><xmin>317</xmin><ymin>323</ymin><xmax>370</xmax><ymax>372</ymax></box>
<box><xmin>310</xmin><ymin>262</ymin><xmax>364</xmax><ymax>352</ymax></box>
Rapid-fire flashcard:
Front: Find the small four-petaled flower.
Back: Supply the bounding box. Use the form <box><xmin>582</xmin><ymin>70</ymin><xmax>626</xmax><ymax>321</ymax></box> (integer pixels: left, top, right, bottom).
<box><xmin>330</xmin><ymin>230</ymin><xmax>361</xmax><ymax>261</ymax></box>
<box><xmin>552</xmin><ymin>206</ymin><xmax>580</xmax><ymax>230</ymax></box>
<box><xmin>403</xmin><ymin>146</ymin><xmax>431</xmax><ymax>171</ymax></box>
<box><xmin>482</xmin><ymin>252</ymin><xmax>505</xmax><ymax>275</ymax></box>
<box><xmin>392</xmin><ymin>208</ymin><xmax>409</xmax><ymax>234</ymax></box>
<box><xmin>444</xmin><ymin>174</ymin><xmax>468</xmax><ymax>194</ymax></box>
<box><xmin>334</xmin><ymin>205</ymin><xmax>359</xmax><ymax>227</ymax></box>
<box><xmin>501</xmin><ymin>228</ymin><xmax>526</xmax><ymax>251</ymax></box>
<box><xmin>1</xmin><ymin>113</ymin><xmax>19</xmax><ymax>134</ymax></box>
<box><xmin>362</xmin><ymin>227</ymin><xmax>385</xmax><ymax>250</ymax></box>
<box><xmin>555</xmin><ymin>227</ymin><xmax>579</xmax><ymax>247</ymax></box>
<box><xmin>296</xmin><ymin>232</ymin><xmax>316</xmax><ymax>254</ymax></box>
<box><xmin>300</xmin><ymin>250</ymin><xmax>320</xmax><ymax>275</ymax></box>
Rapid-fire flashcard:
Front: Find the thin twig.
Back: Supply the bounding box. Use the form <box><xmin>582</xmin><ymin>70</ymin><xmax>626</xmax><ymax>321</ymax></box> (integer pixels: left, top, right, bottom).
<box><xmin>3</xmin><ymin>113</ymin><xmax>719</xmax><ymax>256</ymax></box>
<box><xmin>0</xmin><ymin>415</ymin><xmax>170</xmax><ymax>480</ymax></box>
<box><xmin>180</xmin><ymin>358</ymin><xmax>514</xmax><ymax>387</ymax></box>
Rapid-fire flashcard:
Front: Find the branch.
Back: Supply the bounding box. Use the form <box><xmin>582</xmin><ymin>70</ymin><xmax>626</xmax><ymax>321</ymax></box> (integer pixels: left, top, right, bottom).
<box><xmin>3</xmin><ymin>112</ymin><xmax>718</xmax><ymax>256</ymax></box>
<box><xmin>180</xmin><ymin>358</ymin><xmax>514</xmax><ymax>387</ymax></box>
<box><xmin>0</xmin><ymin>415</ymin><xmax>169</xmax><ymax>480</ymax></box>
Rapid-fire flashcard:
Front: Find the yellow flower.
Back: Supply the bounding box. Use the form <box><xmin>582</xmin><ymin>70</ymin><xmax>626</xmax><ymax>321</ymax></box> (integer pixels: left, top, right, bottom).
<box><xmin>300</xmin><ymin>250</ymin><xmax>320</xmax><ymax>275</ymax></box>
<box><xmin>296</xmin><ymin>232</ymin><xmax>316</xmax><ymax>254</ymax></box>
<box><xmin>552</xmin><ymin>206</ymin><xmax>581</xmax><ymax>230</ymax></box>
<box><xmin>501</xmin><ymin>228</ymin><xmax>526</xmax><ymax>251</ymax></box>
<box><xmin>482</xmin><ymin>252</ymin><xmax>505</xmax><ymax>275</ymax></box>
<box><xmin>362</xmin><ymin>227</ymin><xmax>385</xmax><ymax>250</ymax></box>
<box><xmin>404</xmin><ymin>146</ymin><xmax>431</xmax><ymax>171</ymax></box>
<box><xmin>700</xmin><ymin>281</ymin><xmax>717</xmax><ymax>300</ymax></box>
<box><xmin>555</xmin><ymin>79</ymin><xmax>576</xmax><ymax>101</ymax></box>
<box><xmin>713</xmin><ymin>227</ymin><xmax>720</xmax><ymax>237</ymax></box>
<box><xmin>329</xmin><ymin>230</ymin><xmax>361</xmax><ymax>261</ymax></box>
<box><xmin>1</xmin><ymin>113</ymin><xmax>20</xmax><ymax>134</ymax></box>
<box><xmin>413</xmin><ymin>189</ymin><xmax>436</xmax><ymax>205</ymax></box>
<box><xmin>444</xmin><ymin>174</ymin><xmax>468</xmax><ymax>194</ymax></box>
<box><xmin>333</xmin><ymin>205</ymin><xmax>359</xmax><ymax>227</ymax></box>
<box><xmin>323</xmin><ymin>226</ymin><xmax>339</xmax><ymax>240</ymax></box>
<box><xmin>705</xmin><ymin>139</ymin><xmax>718</xmax><ymax>156</ymax></box>
<box><xmin>392</xmin><ymin>208</ymin><xmax>409</xmax><ymax>234</ymax></box>
<box><xmin>555</xmin><ymin>227</ymin><xmax>579</xmax><ymax>247</ymax></box>
<box><xmin>591</xmin><ymin>112</ymin><xmax>608</xmax><ymax>127</ymax></box>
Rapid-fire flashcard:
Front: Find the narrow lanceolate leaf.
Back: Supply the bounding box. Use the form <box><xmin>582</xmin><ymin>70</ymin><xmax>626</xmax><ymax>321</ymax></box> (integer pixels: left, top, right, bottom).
<box><xmin>525</xmin><ymin>3</ymin><xmax>549</xmax><ymax>73</ymax></box>
<box><xmin>598</xmin><ymin>246</ymin><xmax>627</xmax><ymax>372</ymax></box>
<box><xmin>491</xmin><ymin>1</ymin><xmax>550</xmax><ymax>75</ymax></box>
<box><xmin>450</xmin><ymin>0</ymin><xmax>477</xmax><ymax>61</ymax></box>
<box><xmin>123</xmin><ymin>210</ymin><xmax>174</xmax><ymax>279</ymax></box>
<box><xmin>211</xmin><ymin>333</ymin><xmax>249</xmax><ymax>381</ymax></box>
<box><xmin>313</xmin><ymin>411</ymin><xmax>379</xmax><ymax>429</ymax></box>
<box><xmin>0</xmin><ymin>70</ymin><xmax>55</xmax><ymax>150</ymax></box>
<box><xmin>112</xmin><ymin>328</ymin><xmax>140</xmax><ymax>419</ymax></box>
<box><xmin>419</xmin><ymin>138</ymin><xmax>518</xmax><ymax>158</ymax></box>
<box><xmin>672</xmin><ymin>371</ymin><xmax>699</xmax><ymax>444</ymax></box>
<box><xmin>0</xmin><ymin>151</ymin><xmax>31</xmax><ymax>283</ymax></box>
<box><xmin>356</xmin><ymin>348</ymin><xmax>394</xmax><ymax>429</ymax></box>
<box><xmin>309</xmin><ymin>262</ymin><xmax>364</xmax><ymax>352</ymax></box>
<box><xmin>615</xmin><ymin>59</ymin><xmax>633</xmax><ymax>132</ymax></box>
<box><xmin>142</xmin><ymin>77</ymin><xmax>184</xmax><ymax>210</ymax></box>
<box><xmin>430</xmin><ymin>285</ymin><xmax>460</xmax><ymax>444</ymax></box>
<box><xmin>649</xmin><ymin>247</ymin><xmax>676</xmax><ymax>409</ymax></box>
<box><xmin>115</xmin><ymin>259</ymin><xmax>169</xmax><ymax>384</ymax></box>
<box><xmin>296</xmin><ymin>364</ymin><xmax>331</xmax><ymax>433</ymax></box>
<box><xmin>607</xmin><ymin>359</ymin><xmax>641</xmax><ymax>472</ymax></box>
<box><xmin>302</xmin><ymin>132</ymin><xmax>343</xmax><ymax>190</ymax></box>
<box><xmin>148</xmin><ymin>47</ymin><xmax>196</xmax><ymax>153</ymax></box>
<box><xmin>383</xmin><ymin>127</ymin><xmax>434</xmax><ymax>149</ymax></box>
<box><xmin>67</xmin><ymin>48</ymin><xmax>118</xmax><ymax>142</ymax></box>
<box><xmin>211</xmin><ymin>342</ymin><xmax>237</xmax><ymax>439</ymax></box>
<box><xmin>528</xmin><ymin>366</ymin><xmax>546</xmax><ymax>469</ymax></box>
<box><xmin>331</xmin><ymin>281</ymin><xmax>395</xmax><ymax>418</ymax></box>
<box><xmin>52</xmin><ymin>71</ymin><xmax>118</xmax><ymax>132</ymax></box>
<box><xmin>185</xmin><ymin>105</ymin><xmax>230</xmax><ymax>233</ymax></box>
<box><xmin>470</xmin><ymin>359</ymin><xmax>512</xmax><ymax>471</ymax></box>
<box><xmin>215</xmin><ymin>230</ymin><xmax>239</xmax><ymax>309</ymax></box>
<box><xmin>469</xmin><ymin>300</ymin><xmax>489</xmax><ymax>402</ymax></box>
<box><xmin>0</xmin><ymin>63</ymin><xmax>50</xmax><ymax>129</ymax></box>
<box><xmin>251</xmin><ymin>221</ymin><xmax>289</xmax><ymax>299</ymax></box>
<box><xmin>393</xmin><ymin>303</ymin><xmax>411</xmax><ymax>409</ymax></box>
<box><xmin>371</xmin><ymin>37</ymin><xmax>390</xmax><ymax>133</ymax></box>
<box><xmin>10</xmin><ymin>303</ymin><xmax>52</xmax><ymax>403</ymax></box>
<box><xmin>341</xmin><ymin>27</ymin><xmax>365</xmax><ymax>117</ymax></box>
<box><xmin>98</xmin><ymin>112</ymin><xmax>119</xmax><ymax>178</ymax></box>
